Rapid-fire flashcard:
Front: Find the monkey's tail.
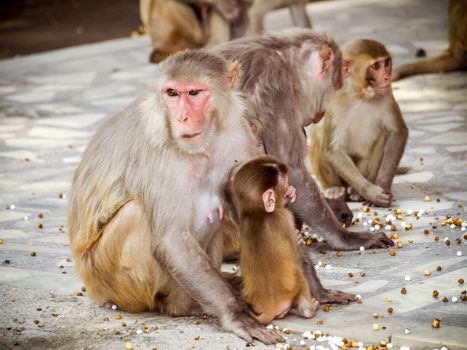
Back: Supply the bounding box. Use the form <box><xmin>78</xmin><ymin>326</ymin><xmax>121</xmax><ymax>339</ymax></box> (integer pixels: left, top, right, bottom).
<box><xmin>396</xmin><ymin>166</ymin><xmax>411</xmax><ymax>175</ymax></box>
<box><xmin>392</xmin><ymin>52</ymin><xmax>464</xmax><ymax>81</ymax></box>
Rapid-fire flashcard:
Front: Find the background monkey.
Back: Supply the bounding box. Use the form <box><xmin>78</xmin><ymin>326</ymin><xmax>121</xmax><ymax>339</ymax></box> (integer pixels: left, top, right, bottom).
<box><xmin>232</xmin><ymin>156</ymin><xmax>318</xmax><ymax>324</ymax></box>
<box><xmin>140</xmin><ymin>0</ymin><xmax>312</xmax><ymax>63</ymax></box>
<box><xmin>310</xmin><ymin>39</ymin><xmax>408</xmax><ymax>207</ymax></box>
<box><xmin>68</xmin><ymin>50</ymin><xmax>282</xmax><ymax>344</ymax></box>
<box><xmin>392</xmin><ymin>0</ymin><xmax>466</xmax><ymax>81</ymax></box>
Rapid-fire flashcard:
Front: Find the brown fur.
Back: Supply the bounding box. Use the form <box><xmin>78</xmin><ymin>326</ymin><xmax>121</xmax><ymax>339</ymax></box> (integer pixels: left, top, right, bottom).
<box><xmin>141</xmin><ymin>0</ymin><xmax>312</xmax><ymax>63</ymax></box>
<box><xmin>68</xmin><ymin>50</ymin><xmax>282</xmax><ymax>344</ymax></box>
<box><xmin>310</xmin><ymin>39</ymin><xmax>409</xmax><ymax>207</ymax></box>
<box><xmin>392</xmin><ymin>0</ymin><xmax>467</xmax><ymax>81</ymax></box>
<box><xmin>232</xmin><ymin>156</ymin><xmax>317</xmax><ymax>324</ymax></box>
<box><xmin>213</xmin><ymin>30</ymin><xmax>394</xmax><ymax>257</ymax></box>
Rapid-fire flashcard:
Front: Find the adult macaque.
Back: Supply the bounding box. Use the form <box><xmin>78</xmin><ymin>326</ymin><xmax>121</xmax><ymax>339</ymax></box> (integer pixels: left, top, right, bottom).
<box><xmin>140</xmin><ymin>0</ymin><xmax>312</xmax><ymax>63</ymax></box>
<box><xmin>232</xmin><ymin>156</ymin><xmax>319</xmax><ymax>324</ymax></box>
<box><xmin>310</xmin><ymin>39</ymin><xmax>408</xmax><ymax>207</ymax></box>
<box><xmin>214</xmin><ymin>30</ymin><xmax>394</xmax><ymax>252</ymax></box>
<box><xmin>392</xmin><ymin>0</ymin><xmax>467</xmax><ymax>81</ymax></box>
<box><xmin>67</xmin><ymin>51</ymin><xmax>282</xmax><ymax>344</ymax></box>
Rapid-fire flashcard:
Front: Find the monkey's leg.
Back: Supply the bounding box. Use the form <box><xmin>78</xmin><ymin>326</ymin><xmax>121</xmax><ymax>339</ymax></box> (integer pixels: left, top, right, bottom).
<box><xmin>77</xmin><ymin>200</ymin><xmax>195</xmax><ymax>315</ymax></box>
<box><xmin>298</xmin><ymin>244</ymin><xmax>355</xmax><ymax>304</ymax></box>
<box><xmin>289</xmin><ymin>273</ymin><xmax>318</xmax><ymax>318</ymax></box>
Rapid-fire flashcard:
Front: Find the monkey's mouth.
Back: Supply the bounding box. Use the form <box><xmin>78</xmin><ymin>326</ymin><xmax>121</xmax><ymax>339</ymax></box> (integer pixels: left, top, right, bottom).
<box><xmin>376</xmin><ymin>85</ymin><xmax>391</xmax><ymax>93</ymax></box>
<box><xmin>181</xmin><ymin>132</ymin><xmax>202</xmax><ymax>142</ymax></box>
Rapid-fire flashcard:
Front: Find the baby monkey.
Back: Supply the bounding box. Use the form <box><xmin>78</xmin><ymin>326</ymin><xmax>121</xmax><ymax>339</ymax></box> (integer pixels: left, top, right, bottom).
<box><xmin>231</xmin><ymin>156</ymin><xmax>319</xmax><ymax>324</ymax></box>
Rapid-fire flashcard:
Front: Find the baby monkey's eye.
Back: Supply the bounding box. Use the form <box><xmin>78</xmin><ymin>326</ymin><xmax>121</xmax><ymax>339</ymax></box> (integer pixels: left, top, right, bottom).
<box><xmin>189</xmin><ymin>90</ymin><xmax>200</xmax><ymax>96</ymax></box>
<box><xmin>372</xmin><ymin>62</ymin><xmax>380</xmax><ymax>70</ymax></box>
<box><xmin>167</xmin><ymin>88</ymin><xmax>178</xmax><ymax>97</ymax></box>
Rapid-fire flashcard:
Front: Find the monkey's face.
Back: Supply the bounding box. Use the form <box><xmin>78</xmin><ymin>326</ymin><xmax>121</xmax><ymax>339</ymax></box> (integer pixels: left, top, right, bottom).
<box><xmin>365</xmin><ymin>56</ymin><xmax>392</xmax><ymax>98</ymax></box>
<box><xmin>162</xmin><ymin>81</ymin><xmax>216</xmax><ymax>154</ymax></box>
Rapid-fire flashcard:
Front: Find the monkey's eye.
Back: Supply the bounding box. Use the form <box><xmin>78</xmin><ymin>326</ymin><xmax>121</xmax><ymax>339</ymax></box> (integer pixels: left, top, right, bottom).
<box><xmin>372</xmin><ymin>62</ymin><xmax>380</xmax><ymax>70</ymax></box>
<box><xmin>188</xmin><ymin>90</ymin><xmax>200</xmax><ymax>96</ymax></box>
<box><xmin>166</xmin><ymin>88</ymin><xmax>178</xmax><ymax>97</ymax></box>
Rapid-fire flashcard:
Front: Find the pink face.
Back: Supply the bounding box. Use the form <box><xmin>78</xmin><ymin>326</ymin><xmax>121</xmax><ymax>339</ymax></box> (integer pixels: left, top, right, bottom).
<box><xmin>162</xmin><ymin>81</ymin><xmax>212</xmax><ymax>146</ymax></box>
<box><xmin>367</xmin><ymin>56</ymin><xmax>392</xmax><ymax>95</ymax></box>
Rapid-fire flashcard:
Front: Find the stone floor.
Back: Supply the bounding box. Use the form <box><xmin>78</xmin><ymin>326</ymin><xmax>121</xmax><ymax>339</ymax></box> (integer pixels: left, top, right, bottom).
<box><xmin>0</xmin><ymin>0</ymin><xmax>466</xmax><ymax>349</ymax></box>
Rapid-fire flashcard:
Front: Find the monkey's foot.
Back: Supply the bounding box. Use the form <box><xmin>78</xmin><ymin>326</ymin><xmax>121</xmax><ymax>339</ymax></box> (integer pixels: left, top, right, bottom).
<box><xmin>316</xmin><ymin>289</ymin><xmax>356</xmax><ymax>304</ymax></box>
<box><xmin>346</xmin><ymin>186</ymin><xmax>364</xmax><ymax>202</ymax></box>
<box><xmin>324</xmin><ymin>186</ymin><xmax>346</xmax><ymax>200</ymax></box>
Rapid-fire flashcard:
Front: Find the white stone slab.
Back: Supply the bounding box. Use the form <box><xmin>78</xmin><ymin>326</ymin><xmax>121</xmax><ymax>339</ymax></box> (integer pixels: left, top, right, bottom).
<box><xmin>0</xmin><ymin>132</ymin><xmax>16</xmax><ymax>139</ymax></box>
<box><xmin>0</xmin><ymin>210</ymin><xmax>29</xmax><ymax>222</ymax></box>
<box><xmin>0</xmin><ymin>150</ymin><xmax>43</xmax><ymax>163</ymax></box>
<box><xmin>393</xmin><ymin>171</ymin><xmax>433</xmax><ymax>184</ymax></box>
<box><xmin>0</xmin><ymin>124</ymin><xmax>23</xmax><ymax>133</ymax></box>
<box><xmin>0</xmin><ymin>266</ymin><xmax>82</xmax><ymax>294</ymax></box>
<box><xmin>32</xmin><ymin>84</ymin><xmax>84</xmax><ymax>92</ymax></box>
<box><xmin>28</xmin><ymin>126</ymin><xmax>91</xmax><ymax>139</ymax></box>
<box><xmin>423</xmin><ymin>132</ymin><xmax>467</xmax><ymax>145</ymax></box>
<box><xmin>37</xmin><ymin>102</ymin><xmax>84</xmax><ymax>114</ymax></box>
<box><xmin>36</xmin><ymin>235</ymin><xmax>70</xmax><ymax>244</ymax></box>
<box><xmin>18</xmin><ymin>180</ymin><xmax>70</xmax><ymax>192</ymax></box>
<box><xmin>35</xmin><ymin>113</ymin><xmax>107</xmax><ymax>129</ymax></box>
<box><xmin>6</xmin><ymin>91</ymin><xmax>55</xmax><ymax>103</ymax></box>
<box><xmin>446</xmin><ymin>144</ymin><xmax>467</xmax><ymax>153</ymax></box>
<box><xmin>407</xmin><ymin>146</ymin><xmax>437</xmax><ymax>154</ymax></box>
<box><xmin>444</xmin><ymin>191</ymin><xmax>467</xmax><ymax>202</ymax></box>
<box><xmin>28</xmin><ymin>72</ymin><xmax>96</xmax><ymax>85</ymax></box>
<box><xmin>5</xmin><ymin>137</ymin><xmax>75</xmax><ymax>149</ymax></box>
<box><xmin>407</xmin><ymin>129</ymin><xmax>426</xmax><ymax>137</ymax></box>
<box><xmin>0</xmin><ymin>229</ymin><xmax>28</xmax><ymax>239</ymax></box>
<box><xmin>62</xmin><ymin>156</ymin><xmax>81</xmax><ymax>164</ymax></box>
<box><xmin>343</xmin><ymin>280</ymin><xmax>389</xmax><ymax>294</ymax></box>
<box><xmin>0</xmin><ymin>86</ymin><xmax>17</xmax><ymax>94</ymax></box>
<box><xmin>418</xmin><ymin>122</ymin><xmax>464</xmax><ymax>133</ymax></box>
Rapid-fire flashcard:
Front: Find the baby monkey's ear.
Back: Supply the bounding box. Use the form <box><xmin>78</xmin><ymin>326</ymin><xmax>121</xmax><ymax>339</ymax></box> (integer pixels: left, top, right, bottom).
<box><xmin>262</xmin><ymin>188</ymin><xmax>276</xmax><ymax>213</ymax></box>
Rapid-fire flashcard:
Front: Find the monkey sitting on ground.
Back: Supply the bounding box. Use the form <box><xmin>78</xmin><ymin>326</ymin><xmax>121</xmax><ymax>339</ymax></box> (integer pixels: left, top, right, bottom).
<box><xmin>68</xmin><ymin>50</ymin><xmax>282</xmax><ymax>344</ymax></box>
<box><xmin>231</xmin><ymin>156</ymin><xmax>319</xmax><ymax>324</ymax></box>
<box><xmin>310</xmin><ymin>39</ymin><xmax>408</xmax><ymax>208</ymax></box>
<box><xmin>392</xmin><ymin>0</ymin><xmax>467</xmax><ymax>81</ymax></box>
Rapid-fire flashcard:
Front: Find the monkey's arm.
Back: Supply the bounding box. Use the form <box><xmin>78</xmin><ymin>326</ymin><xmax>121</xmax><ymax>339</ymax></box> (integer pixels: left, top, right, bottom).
<box><xmin>177</xmin><ymin>0</ymin><xmax>242</xmax><ymax>22</ymax></box>
<box><xmin>261</xmin><ymin>129</ymin><xmax>392</xmax><ymax>250</ymax></box>
<box><xmin>286</xmin><ymin>165</ymin><xmax>392</xmax><ymax>250</ymax></box>
<box><xmin>375</xmin><ymin>103</ymin><xmax>409</xmax><ymax>191</ymax></box>
<box><xmin>326</xmin><ymin>148</ymin><xmax>392</xmax><ymax>207</ymax></box>
<box><xmin>155</xmin><ymin>229</ymin><xmax>281</xmax><ymax>344</ymax></box>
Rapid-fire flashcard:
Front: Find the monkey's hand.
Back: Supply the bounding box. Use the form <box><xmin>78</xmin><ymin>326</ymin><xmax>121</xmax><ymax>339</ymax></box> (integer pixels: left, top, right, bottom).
<box><xmin>221</xmin><ymin>309</ymin><xmax>283</xmax><ymax>345</ymax></box>
<box><xmin>352</xmin><ymin>231</ymin><xmax>394</xmax><ymax>249</ymax></box>
<box><xmin>215</xmin><ymin>0</ymin><xmax>242</xmax><ymax>23</ymax></box>
<box><xmin>365</xmin><ymin>185</ymin><xmax>393</xmax><ymax>207</ymax></box>
<box><xmin>285</xmin><ymin>185</ymin><xmax>297</xmax><ymax>204</ymax></box>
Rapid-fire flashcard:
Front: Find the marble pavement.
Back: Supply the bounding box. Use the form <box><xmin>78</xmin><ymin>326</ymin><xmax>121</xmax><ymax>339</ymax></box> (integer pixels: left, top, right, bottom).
<box><xmin>0</xmin><ymin>0</ymin><xmax>466</xmax><ymax>349</ymax></box>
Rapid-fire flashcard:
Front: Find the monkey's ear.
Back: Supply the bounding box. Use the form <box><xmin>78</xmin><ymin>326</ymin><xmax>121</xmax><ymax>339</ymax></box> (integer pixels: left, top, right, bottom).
<box><xmin>227</xmin><ymin>61</ymin><xmax>241</xmax><ymax>89</ymax></box>
<box><xmin>262</xmin><ymin>189</ymin><xmax>276</xmax><ymax>213</ymax></box>
<box><xmin>319</xmin><ymin>45</ymin><xmax>334</xmax><ymax>77</ymax></box>
<box><xmin>343</xmin><ymin>59</ymin><xmax>352</xmax><ymax>78</ymax></box>
<box><xmin>310</xmin><ymin>46</ymin><xmax>334</xmax><ymax>80</ymax></box>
